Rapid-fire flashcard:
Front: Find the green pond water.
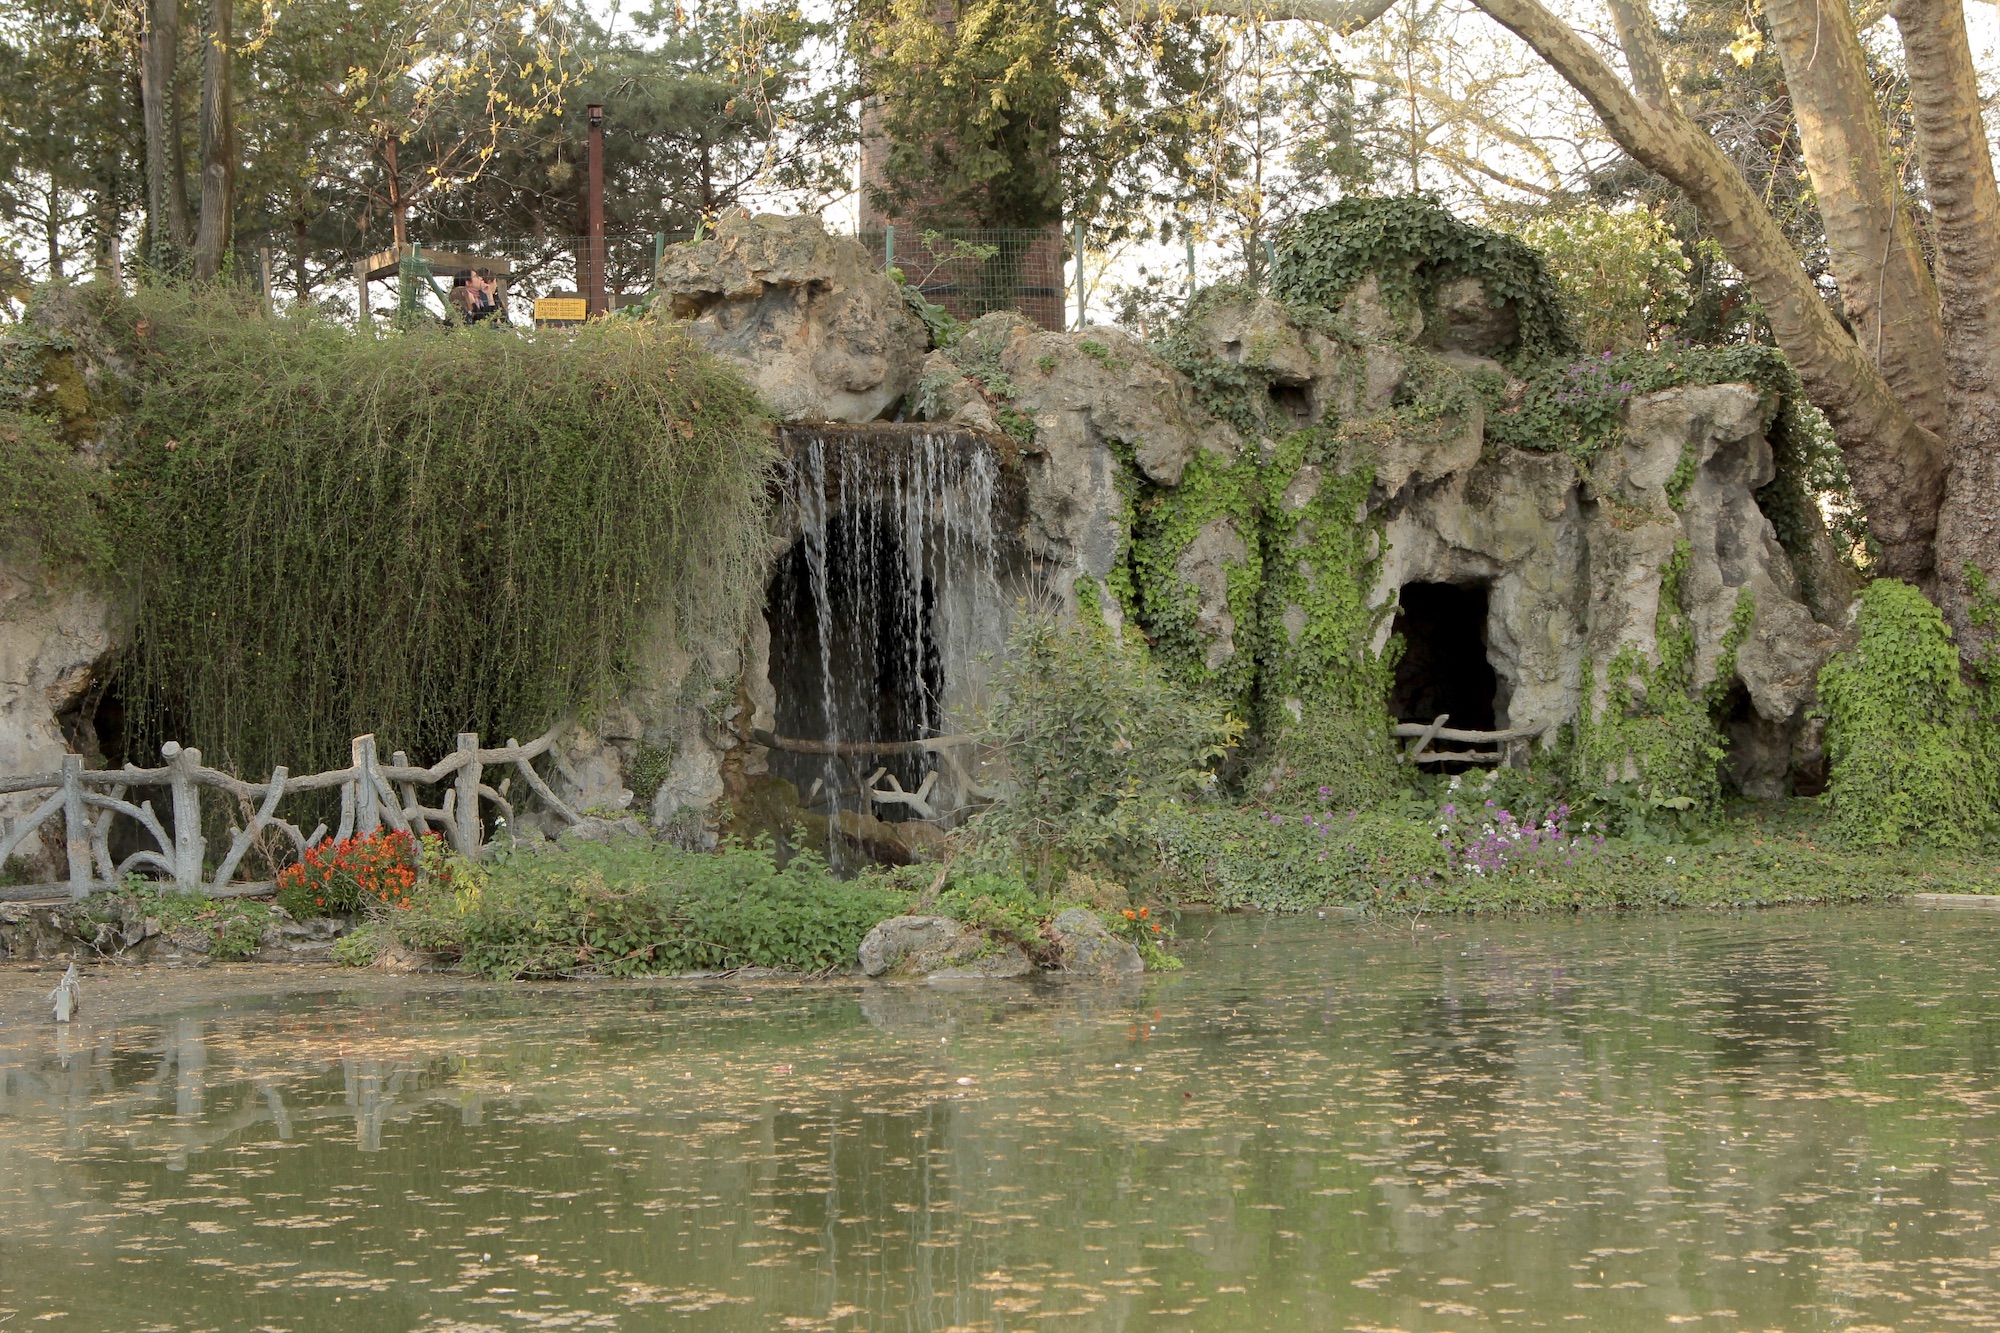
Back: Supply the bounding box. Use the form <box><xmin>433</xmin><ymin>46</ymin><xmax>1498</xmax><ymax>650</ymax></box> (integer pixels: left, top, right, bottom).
<box><xmin>2</xmin><ymin>907</ymin><xmax>1999</xmax><ymax>1331</ymax></box>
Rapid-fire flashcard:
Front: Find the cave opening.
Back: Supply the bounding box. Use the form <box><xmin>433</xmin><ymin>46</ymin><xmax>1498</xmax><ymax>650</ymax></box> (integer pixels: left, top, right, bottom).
<box><xmin>1387</xmin><ymin>581</ymin><xmax>1499</xmax><ymax>733</ymax></box>
<box><xmin>764</xmin><ymin>508</ymin><xmax>943</xmax><ymax>816</ymax></box>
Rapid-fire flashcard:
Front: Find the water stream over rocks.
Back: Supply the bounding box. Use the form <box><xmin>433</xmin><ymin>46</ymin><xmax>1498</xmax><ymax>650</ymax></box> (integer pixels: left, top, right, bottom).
<box><xmin>762</xmin><ymin>425</ymin><xmax>1010</xmax><ymax>856</ymax></box>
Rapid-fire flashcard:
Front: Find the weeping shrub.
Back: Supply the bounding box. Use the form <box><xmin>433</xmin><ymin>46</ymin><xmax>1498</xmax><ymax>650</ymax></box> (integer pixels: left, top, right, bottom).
<box><xmin>100</xmin><ymin>287</ymin><xmax>772</xmax><ymax>774</ymax></box>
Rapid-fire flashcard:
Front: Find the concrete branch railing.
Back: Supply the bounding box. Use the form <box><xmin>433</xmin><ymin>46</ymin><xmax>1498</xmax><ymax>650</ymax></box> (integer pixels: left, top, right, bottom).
<box><xmin>0</xmin><ymin>726</ymin><xmax>581</xmax><ymax>902</ymax></box>
<box><xmin>1393</xmin><ymin>714</ymin><xmax>1552</xmax><ymax>767</ymax></box>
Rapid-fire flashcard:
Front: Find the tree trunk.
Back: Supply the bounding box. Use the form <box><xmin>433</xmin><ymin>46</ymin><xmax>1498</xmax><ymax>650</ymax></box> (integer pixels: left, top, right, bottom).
<box><xmin>1894</xmin><ymin>0</ymin><xmax>2000</xmax><ymax>653</ymax></box>
<box><xmin>385</xmin><ymin>135</ymin><xmax>406</xmax><ymax>248</ymax></box>
<box><xmin>140</xmin><ymin>0</ymin><xmax>191</xmax><ymax>266</ymax></box>
<box><xmin>1465</xmin><ymin>0</ymin><xmax>1947</xmax><ymax>583</ymax></box>
<box><xmin>191</xmin><ymin>0</ymin><xmax>233</xmax><ymax>281</ymax></box>
<box><xmin>45</xmin><ymin>184</ymin><xmax>63</xmax><ymax>280</ymax></box>
<box><xmin>1764</xmin><ymin>0</ymin><xmax>1949</xmax><ymax>437</ymax></box>
<box><xmin>292</xmin><ymin>211</ymin><xmax>311</xmax><ymax>304</ymax></box>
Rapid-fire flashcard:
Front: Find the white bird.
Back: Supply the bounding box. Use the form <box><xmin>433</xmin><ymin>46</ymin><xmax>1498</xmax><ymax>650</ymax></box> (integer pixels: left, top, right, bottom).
<box><xmin>48</xmin><ymin>963</ymin><xmax>79</xmax><ymax>1023</ymax></box>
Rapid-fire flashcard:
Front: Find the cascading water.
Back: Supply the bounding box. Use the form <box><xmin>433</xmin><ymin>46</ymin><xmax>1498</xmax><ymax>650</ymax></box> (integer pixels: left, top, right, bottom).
<box><xmin>764</xmin><ymin>424</ymin><xmax>1007</xmax><ymax>863</ymax></box>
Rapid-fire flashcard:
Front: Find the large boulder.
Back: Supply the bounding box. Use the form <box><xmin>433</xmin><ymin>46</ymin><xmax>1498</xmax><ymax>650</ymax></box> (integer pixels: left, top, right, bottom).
<box><xmin>0</xmin><ymin>564</ymin><xmax>121</xmax><ymax>879</ymax></box>
<box><xmin>656</xmin><ymin>212</ymin><xmax>928</xmax><ymax>423</ymax></box>
<box><xmin>857</xmin><ymin>914</ymin><xmax>961</xmax><ymax>977</ymax></box>
<box><xmin>1047</xmin><ymin>908</ymin><xmax>1143</xmax><ymax>978</ymax></box>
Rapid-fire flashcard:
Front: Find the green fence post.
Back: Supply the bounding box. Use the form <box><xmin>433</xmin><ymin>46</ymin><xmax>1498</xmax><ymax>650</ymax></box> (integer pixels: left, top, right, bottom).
<box><xmin>884</xmin><ymin>224</ymin><xmax>895</xmax><ymax>274</ymax></box>
<box><xmin>653</xmin><ymin>231</ymin><xmax>665</xmax><ymax>293</ymax></box>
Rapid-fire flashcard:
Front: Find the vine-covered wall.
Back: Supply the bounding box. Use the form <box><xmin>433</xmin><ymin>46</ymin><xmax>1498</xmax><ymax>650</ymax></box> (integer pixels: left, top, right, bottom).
<box><xmin>1100</xmin><ymin>197</ymin><xmax>1861</xmax><ymax>816</ymax></box>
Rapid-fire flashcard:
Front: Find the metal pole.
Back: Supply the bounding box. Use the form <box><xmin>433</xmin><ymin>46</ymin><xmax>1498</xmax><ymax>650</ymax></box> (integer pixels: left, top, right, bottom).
<box><xmin>884</xmin><ymin>223</ymin><xmax>895</xmax><ymax>274</ymax></box>
<box><xmin>586</xmin><ymin>103</ymin><xmax>606</xmax><ymax>317</ymax></box>
<box><xmin>1073</xmin><ymin>219</ymin><xmax>1087</xmax><ymax>330</ymax></box>
<box><xmin>652</xmin><ymin>230</ymin><xmax>665</xmax><ymax>296</ymax></box>
<box><xmin>1186</xmin><ymin>236</ymin><xmax>1197</xmax><ymax>295</ymax></box>
<box><xmin>259</xmin><ymin>246</ymin><xmax>273</xmax><ymax>310</ymax></box>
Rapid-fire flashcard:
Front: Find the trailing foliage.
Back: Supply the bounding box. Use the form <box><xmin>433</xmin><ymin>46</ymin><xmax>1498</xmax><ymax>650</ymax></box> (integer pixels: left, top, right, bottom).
<box><xmin>1271</xmin><ymin>196</ymin><xmax>1575</xmax><ymax>366</ymax></box>
<box><xmin>1253</xmin><ymin>426</ymin><xmax>1400</xmax><ymax>807</ymax></box>
<box><xmin>105</xmin><ymin>286</ymin><xmax>773</xmax><ymax>775</ymax></box>
<box><xmin>973</xmin><ymin>615</ymin><xmax>1240</xmax><ymax>885</ymax></box>
<box><xmin>1818</xmin><ymin>579</ymin><xmax>1997</xmax><ymax>848</ymax></box>
<box><xmin>455</xmin><ymin>837</ymin><xmax>906</xmax><ymax>979</ymax></box>
<box><xmin>1568</xmin><ymin>542</ymin><xmax>1746</xmax><ymax>812</ymax></box>
<box><xmin>1128</xmin><ymin>447</ymin><xmax>1263</xmax><ymax>710</ymax></box>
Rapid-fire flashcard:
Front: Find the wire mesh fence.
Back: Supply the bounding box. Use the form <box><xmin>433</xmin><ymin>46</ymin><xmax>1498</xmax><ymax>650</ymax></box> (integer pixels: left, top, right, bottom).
<box><xmin>242</xmin><ymin>222</ymin><xmax>1098</xmax><ymax>329</ymax></box>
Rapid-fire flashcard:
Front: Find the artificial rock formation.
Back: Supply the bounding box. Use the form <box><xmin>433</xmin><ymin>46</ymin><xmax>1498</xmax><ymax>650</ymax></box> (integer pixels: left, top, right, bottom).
<box><xmin>656</xmin><ymin>211</ymin><xmax>929</xmax><ymax>423</ymax></box>
<box><xmin>881</xmin><ymin>251</ymin><xmax>1855</xmax><ymax>799</ymax></box>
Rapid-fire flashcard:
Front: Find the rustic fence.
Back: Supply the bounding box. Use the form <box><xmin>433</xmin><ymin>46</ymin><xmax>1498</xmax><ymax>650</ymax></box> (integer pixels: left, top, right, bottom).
<box><xmin>1394</xmin><ymin>714</ymin><xmax>1552</xmax><ymax>768</ymax></box>
<box><xmin>0</xmin><ymin>727</ymin><xmax>583</xmax><ymax>903</ymax></box>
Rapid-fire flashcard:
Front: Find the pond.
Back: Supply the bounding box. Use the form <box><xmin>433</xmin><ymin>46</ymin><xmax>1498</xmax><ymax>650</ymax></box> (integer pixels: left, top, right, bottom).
<box><xmin>2</xmin><ymin>906</ymin><xmax>1998</xmax><ymax>1330</ymax></box>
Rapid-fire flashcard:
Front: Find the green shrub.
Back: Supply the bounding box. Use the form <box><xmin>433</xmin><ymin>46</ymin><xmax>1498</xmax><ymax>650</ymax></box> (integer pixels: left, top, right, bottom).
<box><xmin>1819</xmin><ymin>579</ymin><xmax>1997</xmax><ymax>847</ymax></box>
<box><xmin>456</xmin><ymin>838</ymin><xmax>908</xmax><ymax>979</ymax></box>
<box><xmin>332</xmin><ymin>922</ymin><xmax>389</xmax><ymax>967</ymax></box>
<box><xmin>972</xmin><ymin>616</ymin><xmax>1240</xmax><ymax>884</ymax></box>
<box><xmin>1496</xmin><ymin>204</ymin><xmax>1690</xmax><ymax>354</ymax></box>
<box><xmin>1150</xmin><ymin>803</ymin><xmax>1448</xmax><ymax>911</ymax></box>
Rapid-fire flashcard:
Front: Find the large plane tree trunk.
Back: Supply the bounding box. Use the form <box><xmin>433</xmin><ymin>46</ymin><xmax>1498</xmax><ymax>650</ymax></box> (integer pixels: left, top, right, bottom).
<box><xmin>1894</xmin><ymin>0</ymin><xmax>2000</xmax><ymax>659</ymax></box>
<box><xmin>1469</xmin><ymin>0</ymin><xmax>1949</xmax><ymax>585</ymax></box>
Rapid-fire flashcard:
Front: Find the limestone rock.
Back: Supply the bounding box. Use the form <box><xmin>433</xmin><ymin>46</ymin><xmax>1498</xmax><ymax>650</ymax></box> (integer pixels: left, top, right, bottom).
<box><xmin>1434</xmin><ymin>277</ymin><xmax>1518</xmax><ymax>355</ymax></box>
<box><xmin>656</xmin><ymin>211</ymin><xmax>929</xmax><ymax>423</ymax></box>
<box><xmin>1191</xmin><ymin>294</ymin><xmax>1323</xmax><ymax>386</ymax></box>
<box><xmin>1335</xmin><ymin>275</ymin><xmax>1425</xmax><ymax>343</ymax></box>
<box><xmin>1047</xmin><ymin>907</ymin><xmax>1143</xmax><ymax>978</ymax></box>
<box><xmin>858</xmin><ymin>914</ymin><xmax>960</xmax><ymax>977</ymax></box>
<box><xmin>1175</xmin><ymin>518</ymin><xmax>1251</xmax><ymax>672</ymax></box>
<box><xmin>909</xmin><ymin>313</ymin><xmax>1235</xmax><ymax>617</ymax></box>
<box><xmin>0</xmin><ymin>563</ymin><xmax>122</xmax><ymax>879</ymax></box>
<box><xmin>926</xmin><ymin>944</ymin><xmax>1034</xmax><ymax>981</ymax></box>
<box><xmin>558</xmin><ymin>814</ymin><xmax>647</xmax><ymax>844</ymax></box>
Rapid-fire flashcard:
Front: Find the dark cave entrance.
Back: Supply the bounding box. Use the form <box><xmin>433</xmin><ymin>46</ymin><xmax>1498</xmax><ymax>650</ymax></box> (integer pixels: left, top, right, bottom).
<box><xmin>1387</xmin><ymin>581</ymin><xmax>1499</xmax><ymax>732</ymax></box>
<box><xmin>764</xmin><ymin>509</ymin><xmax>944</xmax><ymax>812</ymax></box>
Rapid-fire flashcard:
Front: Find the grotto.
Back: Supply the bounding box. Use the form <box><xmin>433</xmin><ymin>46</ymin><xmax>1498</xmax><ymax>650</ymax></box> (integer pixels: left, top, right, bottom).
<box><xmin>0</xmin><ymin>208</ymin><xmax>1861</xmax><ymax>875</ymax></box>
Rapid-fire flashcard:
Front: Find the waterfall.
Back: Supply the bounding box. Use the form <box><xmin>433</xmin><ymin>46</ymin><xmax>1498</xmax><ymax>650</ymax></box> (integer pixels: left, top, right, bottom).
<box><xmin>766</xmin><ymin>424</ymin><xmax>1006</xmax><ymax>857</ymax></box>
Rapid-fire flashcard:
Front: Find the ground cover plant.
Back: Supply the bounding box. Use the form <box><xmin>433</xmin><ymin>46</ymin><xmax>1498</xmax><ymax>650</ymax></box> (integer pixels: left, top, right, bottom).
<box><xmin>338</xmin><ymin>834</ymin><xmax>908</xmax><ymax>979</ymax></box>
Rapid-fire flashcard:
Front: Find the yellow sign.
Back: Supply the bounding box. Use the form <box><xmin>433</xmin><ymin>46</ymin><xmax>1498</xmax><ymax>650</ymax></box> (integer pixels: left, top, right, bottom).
<box><xmin>534</xmin><ymin>297</ymin><xmax>588</xmax><ymax>323</ymax></box>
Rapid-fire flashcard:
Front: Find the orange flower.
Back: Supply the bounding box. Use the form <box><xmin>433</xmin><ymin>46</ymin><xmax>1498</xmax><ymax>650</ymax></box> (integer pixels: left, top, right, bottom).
<box><xmin>1122</xmin><ymin>910</ymin><xmax>1136</xmax><ymax>920</ymax></box>
<box><xmin>1137</xmin><ymin>907</ymin><xmax>1149</xmax><ymax>919</ymax></box>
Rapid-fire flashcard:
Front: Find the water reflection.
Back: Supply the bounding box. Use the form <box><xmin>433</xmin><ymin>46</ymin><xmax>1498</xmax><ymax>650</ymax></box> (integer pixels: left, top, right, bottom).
<box><xmin>0</xmin><ymin>908</ymin><xmax>1998</xmax><ymax>1329</ymax></box>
